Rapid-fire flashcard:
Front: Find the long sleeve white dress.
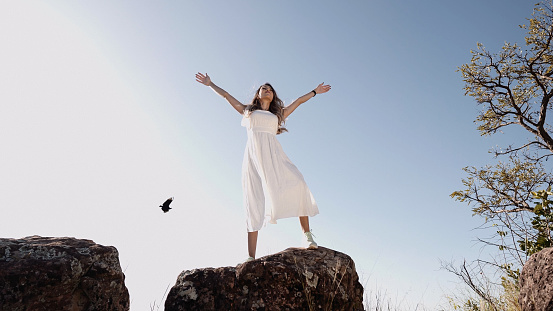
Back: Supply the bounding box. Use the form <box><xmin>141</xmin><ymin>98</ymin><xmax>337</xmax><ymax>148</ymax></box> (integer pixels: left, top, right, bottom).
<box><xmin>241</xmin><ymin>110</ymin><xmax>319</xmax><ymax>232</ymax></box>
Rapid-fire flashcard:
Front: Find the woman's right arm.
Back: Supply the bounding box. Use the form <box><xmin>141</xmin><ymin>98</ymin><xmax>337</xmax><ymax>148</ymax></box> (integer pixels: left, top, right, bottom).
<box><xmin>195</xmin><ymin>72</ymin><xmax>246</xmax><ymax>114</ymax></box>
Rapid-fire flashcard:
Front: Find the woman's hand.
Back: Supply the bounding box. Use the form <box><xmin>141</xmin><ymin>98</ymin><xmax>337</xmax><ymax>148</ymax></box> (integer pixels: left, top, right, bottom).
<box><xmin>314</xmin><ymin>82</ymin><xmax>331</xmax><ymax>95</ymax></box>
<box><xmin>195</xmin><ymin>72</ymin><xmax>212</xmax><ymax>86</ymax></box>
<box><xmin>283</xmin><ymin>82</ymin><xmax>332</xmax><ymax>119</ymax></box>
<box><xmin>195</xmin><ymin>72</ymin><xmax>246</xmax><ymax>114</ymax></box>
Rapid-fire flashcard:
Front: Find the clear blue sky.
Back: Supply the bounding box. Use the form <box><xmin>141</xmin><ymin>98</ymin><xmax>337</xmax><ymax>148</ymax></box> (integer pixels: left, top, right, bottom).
<box><xmin>0</xmin><ymin>1</ymin><xmax>537</xmax><ymax>309</ymax></box>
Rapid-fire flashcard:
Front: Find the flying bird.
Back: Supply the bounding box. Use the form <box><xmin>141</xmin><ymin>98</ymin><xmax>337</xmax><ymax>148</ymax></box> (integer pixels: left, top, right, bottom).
<box><xmin>160</xmin><ymin>197</ymin><xmax>173</xmax><ymax>213</ymax></box>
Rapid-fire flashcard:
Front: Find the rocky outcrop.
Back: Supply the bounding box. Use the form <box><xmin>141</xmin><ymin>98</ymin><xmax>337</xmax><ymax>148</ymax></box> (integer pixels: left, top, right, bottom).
<box><xmin>520</xmin><ymin>247</ymin><xmax>553</xmax><ymax>311</ymax></box>
<box><xmin>0</xmin><ymin>236</ymin><xmax>129</xmax><ymax>311</ymax></box>
<box><xmin>165</xmin><ymin>246</ymin><xmax>364</xmax><ymax>311</ymax></box>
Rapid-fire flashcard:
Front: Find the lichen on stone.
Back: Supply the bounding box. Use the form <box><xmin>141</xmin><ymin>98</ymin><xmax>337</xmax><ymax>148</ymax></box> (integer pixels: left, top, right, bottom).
<box><xmin>178</xmin><ymin>281</ymin><xmax>198</xmax><ymax>301</ymax></box>
<box><xmin>76</xmin><ymin>247</ymin><xmax>91</xmax><ymax>255</ymax></box>
<box><xmin>301</xmin><ymin>269</ymin><xmax>319</xmax><ymax>288</ymax></box>
<box><xmin>1</xmin><ymin>247</ymin><xmax>11</xmax><ymax>261</ymax></box>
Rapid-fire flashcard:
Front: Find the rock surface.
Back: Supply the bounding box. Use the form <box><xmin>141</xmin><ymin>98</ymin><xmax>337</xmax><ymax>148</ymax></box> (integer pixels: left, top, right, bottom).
<box><xmin>165</xmin><ymin>246</ymin><xmax>364</xmax><ymax>311</ymax></box>
<box><xmin>0</xmin><ymin>236</ymin><xmax>129</xmax><ymax>311</ymax></box>
<box><xmin>520</xmin><ymin>247</ymin><xmax>553</xmax><ymax>311</ymax></box>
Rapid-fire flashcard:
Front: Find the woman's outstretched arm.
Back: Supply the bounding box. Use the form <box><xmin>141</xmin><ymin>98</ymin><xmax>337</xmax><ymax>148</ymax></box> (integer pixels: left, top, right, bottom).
<box><xmin>283</xmin><ymin>82</ymin><xmax>331</xmax><ymax>119</ymax></box>
<box><xmin>195</xmin><ymin>72</ymin><xmax>246</xmax><ymax>114</ymax></box>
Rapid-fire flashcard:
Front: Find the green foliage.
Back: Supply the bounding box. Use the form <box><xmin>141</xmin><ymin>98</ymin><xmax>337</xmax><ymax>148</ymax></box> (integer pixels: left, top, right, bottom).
<box><xmin>458</xmin><ymin>1</ymin><xmax>553</xmax><ymax>141</ymax></box>
<box><xmin>450</xmin><ymin>158</ymin><xmax>552</xmax><ymax>264</ymax></box>
<box><xmin>451</xmin><ymin>158</ymin><xmax>548</xmax><ymax>217</ymax></box>
<box><xmin>518</xmin><ymin>188</ymin><xmax>553</xmax><ymax>255</ymax></box>
<box><xmin>463</xmin><ymin>300</ymin><xmax>480</xmax><ymax>311</ymax></box>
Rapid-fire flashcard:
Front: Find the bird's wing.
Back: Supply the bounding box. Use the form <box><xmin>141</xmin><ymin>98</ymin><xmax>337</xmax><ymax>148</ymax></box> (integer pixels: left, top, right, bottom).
<box><xmin>163</xmin><ymin>197</ymin><xmax>174</xmax><ymax>206</ymax></box>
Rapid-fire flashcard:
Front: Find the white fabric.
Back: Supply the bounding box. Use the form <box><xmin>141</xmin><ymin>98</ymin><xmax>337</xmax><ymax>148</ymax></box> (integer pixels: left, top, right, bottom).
<box><xmin>241</xmin><ymin>110</ymin><xmax>319</xmax><ymax>232</ymax></box>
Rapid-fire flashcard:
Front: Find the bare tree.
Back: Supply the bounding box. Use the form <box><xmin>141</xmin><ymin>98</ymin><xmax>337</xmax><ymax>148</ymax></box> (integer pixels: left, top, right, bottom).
<box><xmin>448</xmin><ymin>2</ymin><xmax>553</xmax><ymax>310</ymax></box>
<box><xmin>453</xmin><ymin>0</ymin><xmax>553</xmax><ymax>263</ymax></box>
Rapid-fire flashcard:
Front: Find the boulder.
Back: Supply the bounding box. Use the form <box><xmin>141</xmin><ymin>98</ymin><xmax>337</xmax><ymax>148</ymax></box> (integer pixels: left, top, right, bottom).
<box><xmin>165</xmin><ymin>246</ymin><xmax>364</xmax><ymax>311</ymax></box>
<box><xmin>520</xmin><ymin>247</ymin><xmax>553</xmax><ymax>311</ymax></box>
<box><xmin>0</xmin><ymin>236</ymin><xmax>129</xmax><ymax>311</ymax></box>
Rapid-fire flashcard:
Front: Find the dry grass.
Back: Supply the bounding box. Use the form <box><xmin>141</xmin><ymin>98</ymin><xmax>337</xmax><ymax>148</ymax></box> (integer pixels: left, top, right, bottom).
<box><xmin>149</xmin><ymin>284</ymin><xmax>170</xmax><ymax>311</ymax></box>
<box><xmin>294</xmin><ymin>256</ymin><xmax>349</xmax><ymax>311</ymax></box>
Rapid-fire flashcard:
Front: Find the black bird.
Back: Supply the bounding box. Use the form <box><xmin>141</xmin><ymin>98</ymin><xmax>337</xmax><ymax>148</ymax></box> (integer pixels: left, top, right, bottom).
<box><xmin>160</xmin><ymin>197</ymin><xmax>173</xmax><ymax>213</ymax></box>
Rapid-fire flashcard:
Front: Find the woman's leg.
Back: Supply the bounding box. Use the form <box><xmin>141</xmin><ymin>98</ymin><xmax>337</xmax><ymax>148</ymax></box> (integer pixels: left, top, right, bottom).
<box><xmin>248</xmin><ymin>231</ymin><xmax>259</xmax><ymax>258</ymax></box>
<box><xmin>299</xmin><ymin>216</ymin><xmax>310</xmax><ymax>233</ymax></box>
<box><xmin>300</xmin><ymin>216</ymin><xmax>318</xmax><ymax>249</ymax></box>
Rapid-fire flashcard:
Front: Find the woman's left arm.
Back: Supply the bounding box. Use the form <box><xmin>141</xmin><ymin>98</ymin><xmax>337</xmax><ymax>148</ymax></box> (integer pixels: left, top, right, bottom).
<box><xmin>283</xmin><ymin>83</ymin><xmax>331</xmax><ymax>119</ymax></box>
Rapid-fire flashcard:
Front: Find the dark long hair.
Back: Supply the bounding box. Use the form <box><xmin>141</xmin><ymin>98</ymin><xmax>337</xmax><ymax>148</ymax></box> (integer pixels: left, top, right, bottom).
<box><xmin>244</xmin><ymin>83</ymin><xmax>287</xmax><ymax>134</ymax></box>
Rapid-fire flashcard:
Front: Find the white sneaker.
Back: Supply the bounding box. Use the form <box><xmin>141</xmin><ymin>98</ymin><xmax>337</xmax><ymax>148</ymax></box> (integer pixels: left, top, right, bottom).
<box><xmin>245</xmin><ymin>256</ymin><xmax>255</xmax><ymax>262</ymax></box>
<box><xmin>304</xmin><ymin>231</ymin><xmax>318</xmax><ymax>249</ymax></box>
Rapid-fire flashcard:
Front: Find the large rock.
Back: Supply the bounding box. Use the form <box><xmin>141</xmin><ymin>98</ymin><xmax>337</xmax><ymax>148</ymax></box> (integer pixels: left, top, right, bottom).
<box><xmin>0</xmin><ymin>236</ymin><xmax>129</xmax><ymax>311</ymax></box>
<box><xmin>520</xmin><ymin>247</ymin><xmax>553</xmax><ymax>311</ymax></box>
<box><xmin>165</xmin><ymin>246</ymin><xmax>364</xmax><ymax>310</ymax></box>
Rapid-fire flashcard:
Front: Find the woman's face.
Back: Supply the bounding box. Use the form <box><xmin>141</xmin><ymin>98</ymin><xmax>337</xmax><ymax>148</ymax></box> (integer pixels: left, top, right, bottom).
<box><xmin>258</xmin><ymin>85</ymin><xmax>274</xmax><ymax>102</ymax></box>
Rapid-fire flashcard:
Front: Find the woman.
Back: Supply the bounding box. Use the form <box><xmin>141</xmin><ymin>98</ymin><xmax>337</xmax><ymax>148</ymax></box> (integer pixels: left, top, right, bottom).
<box><xmin>195</xmin><ymin>72</ymin><xmax>331</xmax><ymax>261</ymax></box>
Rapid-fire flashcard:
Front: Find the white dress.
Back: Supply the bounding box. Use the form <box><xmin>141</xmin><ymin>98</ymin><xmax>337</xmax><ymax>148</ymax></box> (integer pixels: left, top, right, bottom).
<box><xmin>241</xmin><ymin>110</ymin><xmax>319</xmax><ymax>232</ymax></box>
